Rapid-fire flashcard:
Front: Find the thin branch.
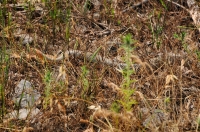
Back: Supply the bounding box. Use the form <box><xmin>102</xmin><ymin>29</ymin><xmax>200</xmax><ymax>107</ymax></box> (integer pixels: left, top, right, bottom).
<box><xmin>122</xmin><ymin>0</ymin><xmax>149</xmax><ymax>13</ymax></box>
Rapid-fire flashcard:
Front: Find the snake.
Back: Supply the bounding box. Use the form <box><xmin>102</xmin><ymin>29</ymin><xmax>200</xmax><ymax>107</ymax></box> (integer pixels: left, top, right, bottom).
<box><xmin>8</xmin><ymin>48</ymin><xmax>141</xmax><ymax>72</ymax></box>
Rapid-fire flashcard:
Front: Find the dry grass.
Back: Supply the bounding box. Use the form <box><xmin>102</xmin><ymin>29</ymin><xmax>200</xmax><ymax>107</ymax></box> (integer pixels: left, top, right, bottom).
<box><xmin>0</xmin><ymin>0</ymin><xmax>200</xmax><ymax>131</ymax></box>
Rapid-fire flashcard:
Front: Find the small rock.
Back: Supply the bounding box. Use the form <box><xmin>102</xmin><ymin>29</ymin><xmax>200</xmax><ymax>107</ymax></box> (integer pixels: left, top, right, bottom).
<box><xmin>93</xmin><ymin>13</ymin><xmax>100</xmax><ymax>20</ymax></box>
<box><xmin>20</xmin><ymin>34</ymin><xmax>33</xmax><ymax>45</ymax></box>
<box><xmin>12</xmin><ymin>79</ymin><xmax>41</xmax><ymax>108</ymax></box>
<box><xmin>143</xmin><ymin>109</ymin><xmax>168</xmax><ymax>129</ymax></box>
<box><xmin>6</xmin><ymin>108</ymin><xmax>40</xmax><ymax>120</ymax></box>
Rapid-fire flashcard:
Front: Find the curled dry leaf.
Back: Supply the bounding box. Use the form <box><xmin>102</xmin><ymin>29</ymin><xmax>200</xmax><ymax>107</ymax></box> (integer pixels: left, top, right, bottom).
<box><xmin>56</xmin><ymin>65</ymin><xmax>68</xmax><ymax>84</ymax></box>
<box><xmin>83</xmin><ymin>127</ymin><xmax>94</xmax><ymax>132</ymax></box>
<box><xmin>106</xmin><ymin>82</ymin><xmax>121</xmax><ymax>92</ymax></box>
<box><xmin>131</xmin><ymin>55</ymin><xmax>153</xmax><ymax>73</ymax></box>
<box><xmin>57</xmin><ymin>102</ymin><xmax>66</xmax><ymax>113</ymax></box>
<box><xmin>22</xmin><ymin>127</ymin><xmax>34</xmax><ymax>132</ymax></box>
<box><xmin>10</xmin><ymin>53</ymin><xmax>21</xmax><ymax>59</ymax></box>
<box><xmin>181</xmin><ymin>59</ymin><xmax>185</xmax><ymax>71</ymax></box>
<box><xmin>102</xmin><ymin>80</ymin><xmax>121</xmax><ymax>93</ymax></box>
<box><xmin>165</xmin><ymin>74</ymin><xmax>178</xmax><ymax>86</ymax></box>
<box><xmin>88</xmin><ymin>105</ymin><xmax>101</xmax><ymax>111</ymax></box>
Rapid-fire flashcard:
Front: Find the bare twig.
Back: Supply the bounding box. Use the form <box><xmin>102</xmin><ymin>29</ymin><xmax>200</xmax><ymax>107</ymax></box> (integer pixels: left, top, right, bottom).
<box><xmin>166</xmin><ymin>0</ymin><xmax>188</xmax><ymax>11</ymax></box>
<box><xmin>122</xmin><ymin>0</ymin><xmax>149</xmax><ymax>13</ymax></box>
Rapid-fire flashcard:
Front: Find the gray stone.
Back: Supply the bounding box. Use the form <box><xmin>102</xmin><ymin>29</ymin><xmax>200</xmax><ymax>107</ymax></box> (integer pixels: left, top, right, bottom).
<box><xmin>6</xmin><ymin>108</ymin><xmax>40</xmax><ymax>120</ymax></box>
<box><xmin>12</xmin><ymin>79</ymin><xmax>41</xmax><ymax>108</ymax></box>
<box><xmin>20</xmin><ymin>34</ymin><xmax>33</xmax><ymax>45</ymax></box>
<box><xmin>143</xmin><ymin>109</ymin><xmax>168</xmax><ymax>129</ymax></box>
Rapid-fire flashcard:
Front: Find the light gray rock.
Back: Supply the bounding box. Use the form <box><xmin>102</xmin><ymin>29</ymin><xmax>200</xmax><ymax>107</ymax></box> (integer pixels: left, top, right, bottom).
<box><xmin>20</xmin><ymin>34</ymin><xmax>33</xmax><ymax>45</ymax></box>
<box><xmin>6</xmin><ymin>80</ymin><xmax>42</xmax><ymax>120</ymax></box>
<box><xmin>12</xmin><ymin>79</ymin><xmax>41</xmax><ymax>108</ymax></box>
<box><xmin>6</xmin><ymin>108</ymin><xmax>40</xmax><ymax>120</ymax></box>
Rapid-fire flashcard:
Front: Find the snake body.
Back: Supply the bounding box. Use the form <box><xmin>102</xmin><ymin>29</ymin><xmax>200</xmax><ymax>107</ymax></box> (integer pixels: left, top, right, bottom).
<box><xmin>10</xmin><ymin>48</ymin><xmax>196</xmax><ymax>73</ymax></box>
<box><xmin>38</xmin><ymin>49</ymin><xmax>140</xmax><ymax>71</ymax></box>
<box><xmin>9</xmin><ymin>48</ymin><xmax>140</xmax><ymax>71</ymax></box>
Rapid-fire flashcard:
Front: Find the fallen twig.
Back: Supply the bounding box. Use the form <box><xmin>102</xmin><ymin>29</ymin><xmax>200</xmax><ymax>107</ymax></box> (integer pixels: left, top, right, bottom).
<box><xmin>122</xmin><ymin>0</ymin><xmax>149</xmax><ymax>13</ymax></box>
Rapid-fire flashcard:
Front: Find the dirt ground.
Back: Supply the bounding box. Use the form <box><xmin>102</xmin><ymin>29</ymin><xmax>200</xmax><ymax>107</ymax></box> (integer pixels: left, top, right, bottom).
<box><xmin>0</xmin><ymin>0</ymin><xmax>200</xmax><ymax>131</ymax></box>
